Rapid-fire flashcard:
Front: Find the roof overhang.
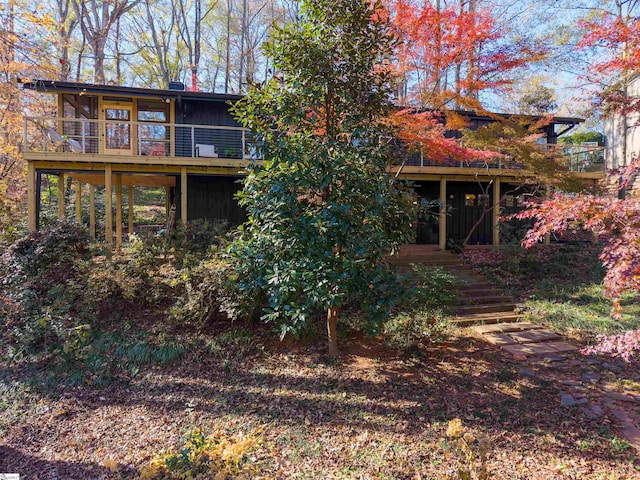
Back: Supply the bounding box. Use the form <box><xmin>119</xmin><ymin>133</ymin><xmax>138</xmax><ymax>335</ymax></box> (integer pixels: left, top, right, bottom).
<box><xmin>18</xmin><ymin>79</ymin><xmax>243</xmax><ymax>103</ymax></box>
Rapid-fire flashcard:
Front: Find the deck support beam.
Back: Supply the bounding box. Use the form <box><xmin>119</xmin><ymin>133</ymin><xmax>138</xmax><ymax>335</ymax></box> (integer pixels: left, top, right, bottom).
<box><xmin>57</xmin><ymin>173</ymin><xmax>65</xmax><ymax>221</ymax></box>
<box><xmin>89</xmin><ymin>184</ymin><xmax>96</xmax><ymax>240</ymax></box>
<box><xmin>439</xmin><ymin>177</ymin><xmax>447</xmax><ymax>250</ymax></box>
<box><xmin>75</xmin><ymin>180</ymin><xmax>82</xmax><ymax>223</ymax></box>
<box><xmin>115</xmin><ymin>174</ymin><xmax>123</xmax><ymax>251</ymax></box>
<box><xmin>105</xmin><ymin>164</ymin><xmax>113</xmax><ymax>245</ymax></box>
<box><xmin>181</xmin><ymin>166</ymin><xmax>187</xmax><ymax>225</ymax></box>
<box><xmin>128</xmin><ymin>185</ymin><xmax>134</xmax><ymax>236</ymax></box>
<box><xmin>27</xmin><ymin>162</ymin><xmax>36</xmax><ymax>231</ymax></box>
<box><xmin>492</xmin><ymin>178</ymin><xmax>501</xmax><ymax>247</ymax></box>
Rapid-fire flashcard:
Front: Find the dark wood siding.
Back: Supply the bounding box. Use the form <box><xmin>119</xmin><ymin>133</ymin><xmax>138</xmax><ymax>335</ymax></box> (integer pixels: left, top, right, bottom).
<box><xmin>499</xmin><ymin>183</ymin><xmax>534</xmax><ymax>245</ymax></box>
<box><xmin>413</xmin><ymin>181</ymin><xmax>440</xmax><ymax>244</ymax></box>
<box><xmin>446</xmin><ymin>181</ymin><xmax>493</xmax><ymax>245</ymax></box>
<box><xmin>186</xmin><ymin>175</ymin><xmax>247</xmax><ymax>226</ymax></box>
<box><xmin>175</xmin><ymin>99</ymin><xmax>244</xmax><ymax>158</ymax></box>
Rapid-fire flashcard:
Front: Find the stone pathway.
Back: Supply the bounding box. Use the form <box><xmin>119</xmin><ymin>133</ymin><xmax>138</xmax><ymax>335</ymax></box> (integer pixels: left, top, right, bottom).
<box><xmin>471</xmin><ymin>322</ymin><xmax>579</xmax><ymax>358</ymax></box>
<box><xmin>389</xmin><ymin>246</ymin><xmax>640</xmax><ymax>450</ymax></box>
<box><xmin>510</xmin><ymin>355</ymin><xmax>640</xmax><ymax>451</ymax></box>
<box><xmin>472</xmin><ymin>324</ymin><xmax>639</xmax><ymax>449</ymax></box>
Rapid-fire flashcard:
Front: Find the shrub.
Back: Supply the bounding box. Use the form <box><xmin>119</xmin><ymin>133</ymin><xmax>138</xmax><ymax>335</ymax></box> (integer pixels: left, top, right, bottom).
<box><xmin>0</xmin><ymin>222</ymin><xmax>95</xmax><ymax>360</ymax></box>
<box><xmin>139</xmin><ymin>428</ymin><xmax>268</xmax><ymax>479</ymax></box>
<box><xmin>402</xmin><ymin>264</ymin><xmax>459</xmax><ymax>311</ymax></box>
<box><xmin>170</xmin><ymin>255</ymin><xmax>262</xmax><ymax>329</ymax></box>
<box><xmin>583</xmin><ymin>330</ymin><xmax>640</xmax><ymax>362</ymax></box>
<box><xmin>383</xmin><ymin>310</ymin><xmax>450</xmax><ymax>352</ymax></box>
<box><xmin>445</xmin><ymin>418</ymin><xmax>491</xmax><ymax>480</ymax></box>
<box><xmin>382</xmin><ymin>265</ymin><xmax>458</xmax><ymax>352</ymax></box>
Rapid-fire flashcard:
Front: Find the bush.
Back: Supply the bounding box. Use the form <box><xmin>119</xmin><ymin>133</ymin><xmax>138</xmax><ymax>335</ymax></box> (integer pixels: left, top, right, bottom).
<box><xmin>402</xmin><ymin>264</ymin><xmax>459</xmax><ymax>311</ymax></box>
<box><xmin>383</xmin><ymin>310</ymin><xmax>451</xmax><ymax>352</ymax></box>
<box><xmin>139</xmin><ymin>428</ymin><xmax>268</xmax><ymax>479</ymax></box>
<box><xmin>0</xmin><ymin>222</ymin><xmax>95</xmax><ymax>360</ymax></box>
<box><xmin>171</xmin><ymin>250</ymin><xmax>265</xmax><ymax>328</ymax></box>
<box><xmin>382</xmin><ymin>264</ymin><xmax>458</xmax><ymax>352</ymax></box>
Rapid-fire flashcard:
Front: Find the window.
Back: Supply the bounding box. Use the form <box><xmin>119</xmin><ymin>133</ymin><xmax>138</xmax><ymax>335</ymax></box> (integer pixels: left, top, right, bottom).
<box><xmin>465</xmin><ymin>194</ymin><xmax>476</xmax><ymax>206</ymax></box>
<box><xmin>137</xmin><ymin>100</ymin><xmax>171</xmax><ymax>156</ymax></box>
<box><xmin>503</xmin><ymin>195</ymin><xmax>515</xmax><ymax>208</ymax></box>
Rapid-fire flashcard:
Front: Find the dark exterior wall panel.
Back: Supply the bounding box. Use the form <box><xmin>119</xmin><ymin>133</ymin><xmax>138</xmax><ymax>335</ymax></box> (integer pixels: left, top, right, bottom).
<box><xmin>186</xmin><ymin>175</ymin><xmax>247</xmax><ymax>226</ymax></box>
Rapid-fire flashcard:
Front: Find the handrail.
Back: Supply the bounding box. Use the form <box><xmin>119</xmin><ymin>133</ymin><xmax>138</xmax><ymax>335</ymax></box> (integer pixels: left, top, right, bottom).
<box><xmin>23</xmin><ymin>115</ymin><xmax>606</xmax><ymax>173</ymax></box>
<box><xmin>23</xmin><ymin>115</ymin><xmax>261</xmax><ymax>160</ymax></box>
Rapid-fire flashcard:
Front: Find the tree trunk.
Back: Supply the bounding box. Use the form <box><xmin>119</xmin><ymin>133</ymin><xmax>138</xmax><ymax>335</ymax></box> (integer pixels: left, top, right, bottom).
<box><xmin>224</xmin><ymin>0</ymin><xmax>232</xmax><ymax>93</ymax></box>
<box><xmin>327</xmin><ymin>305</ymin><xmax>339</xmax><ymax>357</ymax></box>
<box><xmin>94</xmin><ymin>40</ymin><xmax>105</xmax><ymax>84</ymax></box>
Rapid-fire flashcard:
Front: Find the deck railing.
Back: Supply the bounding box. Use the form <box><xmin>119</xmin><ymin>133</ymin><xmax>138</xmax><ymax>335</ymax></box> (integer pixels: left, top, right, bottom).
<box><xmin>23</xmin><ymin>116</ymin><xmax>262</xmax><ymax>160</ymax></box>
<box><xmin>24</xmin><ymin>116</ymin><xmax>606</xmax><ymax>174</ymax></box>
<box><xmin>395</xmin><ymin>144</ymin><xmax>606</xmax><ymax>173</ymax></box>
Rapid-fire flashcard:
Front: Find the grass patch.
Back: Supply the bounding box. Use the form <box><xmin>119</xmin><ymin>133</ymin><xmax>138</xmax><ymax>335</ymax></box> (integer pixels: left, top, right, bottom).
<box><xmin>463</xmin><ymin>244</ymin><xmax>640</xmax><ymax>341</ymax></box>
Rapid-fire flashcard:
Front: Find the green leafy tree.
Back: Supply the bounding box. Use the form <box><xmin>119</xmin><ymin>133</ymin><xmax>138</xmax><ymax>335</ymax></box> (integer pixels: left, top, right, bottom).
<box><xmin>229</xmin><ymin>0</ymin><xmax>415</xmax><ymax>356</ymax></box>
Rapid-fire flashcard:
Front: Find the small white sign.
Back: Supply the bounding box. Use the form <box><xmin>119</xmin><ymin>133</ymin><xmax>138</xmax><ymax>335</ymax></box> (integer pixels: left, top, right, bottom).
<box><xmin>0</xmin><ymin>474</ymin><xmax>20</xmax><ymax>480</ymax></box>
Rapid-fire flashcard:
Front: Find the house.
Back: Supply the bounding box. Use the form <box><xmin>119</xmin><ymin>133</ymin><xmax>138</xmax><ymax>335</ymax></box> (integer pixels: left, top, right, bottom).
<box><xmin>20</xmin><ymin>79</ymin><xmax>605</xmax><ymax>249</ymax></box>
<box><xmin>603</xmin><ymin>74</ymin><xmax>640</xmax><ymax>194</ymax></box>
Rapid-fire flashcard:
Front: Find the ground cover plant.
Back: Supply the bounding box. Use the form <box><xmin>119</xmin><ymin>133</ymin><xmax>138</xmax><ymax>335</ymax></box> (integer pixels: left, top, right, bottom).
<box><xmin>2</xmin><ymin>326</ymin><xmax>639</xmax><ymax>479</ymax></box>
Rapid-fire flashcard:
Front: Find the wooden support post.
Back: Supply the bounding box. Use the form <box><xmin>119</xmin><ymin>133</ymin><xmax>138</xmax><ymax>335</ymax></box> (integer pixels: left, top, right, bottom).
<box><xmin>36</xmin><ymin>171</ymin><xmax>42</xmax><ymax>230</ymax></box>
<box><xmin>128</xmin><ymin>186</ymin><xmax>134</xmax><ymax>237</ymax></box>
<box><xmin>27</xmin><ymin>162</ymin><xmax>36</xmax><ymax>231</ymax></box>
<box><xmin>57</xmin><ymin>173</ymin><xmax>65</xmax><ymax>221</ymax></box>
<box><xmin>543</xmin><ymin>185</ymin><xmax>551</xmax><ymax>246</ymax></box>
<box><xmin>89</xmin><ymin>184</ymin><xmax>96</xmax><ymax>240</ymax></box>
<box><xmin>439</xmin><ymin>177</ymin><xmax>447</xmax><ymax>250</ymax></box>
<box><xmin>492</xmin><ymin>178</ymin><xmax>501</xmax><ymax>247</ymax></box>
<box><xmin>180</xmin><ymin>166</ymin><xmax>187</xmax><ymax>225</ymax></box>
<box><xmin>75</xmin><ymin>180</ymin><xmax>82</xmax><ymax>223</ymax></box>
<box><xmin>115</xmin><ymin>174</ymin><xmax>123</xmax><ymax>251</ymax></box>
<box><xmin>165</xmin><ymin>186</ymin><xmax>170</xmax><ymax>216</ymax></box>
<box><xmin>105</xmin><ymin>164</ymin><xmax>113</xmax><ymax>245</ymax></box>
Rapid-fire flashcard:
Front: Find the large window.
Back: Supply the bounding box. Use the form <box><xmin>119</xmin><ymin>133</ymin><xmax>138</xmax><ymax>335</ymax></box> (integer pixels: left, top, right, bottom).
<box><xmin>137</xmin><ymin>100</ymin><xmax>170</xmax><ymax>156</ymax></box>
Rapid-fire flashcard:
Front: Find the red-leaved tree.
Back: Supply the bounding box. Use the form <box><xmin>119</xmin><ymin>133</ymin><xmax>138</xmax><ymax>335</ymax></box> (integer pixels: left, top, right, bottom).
<box><xmin>517</xmin><ymin>1</ymin><xmax>640</xmax><ymax>361</ymax></box>
<box><xmin>385</xmin><ymin>0</ymin><xmax>545</xmax><ymax>162</ymax></box>
<box><xmin>517</xmin><ymin>160</ymin><xmax>640</xmax><ymax>361</ymax></box>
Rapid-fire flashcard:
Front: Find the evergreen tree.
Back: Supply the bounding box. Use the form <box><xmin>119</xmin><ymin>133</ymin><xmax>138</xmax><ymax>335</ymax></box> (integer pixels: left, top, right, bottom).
<box><xmin>230</xmin><ymin>0</ymin><xmax>415</xmax><ymax>356</ymax></box>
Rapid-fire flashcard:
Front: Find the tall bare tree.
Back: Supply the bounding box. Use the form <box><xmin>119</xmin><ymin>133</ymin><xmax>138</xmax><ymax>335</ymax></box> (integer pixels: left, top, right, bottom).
<box><xmin>174</xmin><ymin>0</ymin><xmax>218</xmax><ymax>91</ymax></box>
<box><xmin>71</xmin><ymin>0</ymin><xmax>141</xmax><ymax>84</ymax></box>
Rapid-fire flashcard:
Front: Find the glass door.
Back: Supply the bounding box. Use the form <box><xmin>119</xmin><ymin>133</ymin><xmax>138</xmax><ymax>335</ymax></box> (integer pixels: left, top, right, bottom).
<box><xmin>104</xmin><ymin>102</ymin><xmax>133</xmax><ymax>155</ymax></box>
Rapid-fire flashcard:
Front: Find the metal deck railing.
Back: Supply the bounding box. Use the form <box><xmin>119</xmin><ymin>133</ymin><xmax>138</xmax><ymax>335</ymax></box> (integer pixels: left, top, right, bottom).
<box><xmin>23</xmin><ymin>116</ymin><xmax>263</xmax><ymax>160</ymax></box>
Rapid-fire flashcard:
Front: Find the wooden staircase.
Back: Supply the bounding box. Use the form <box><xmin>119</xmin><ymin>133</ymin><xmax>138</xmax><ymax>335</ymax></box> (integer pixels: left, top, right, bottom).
<box><xmin>389</xmin><ymin>246</ymin><xmax>523</xmax><ymax>326</ymax></box>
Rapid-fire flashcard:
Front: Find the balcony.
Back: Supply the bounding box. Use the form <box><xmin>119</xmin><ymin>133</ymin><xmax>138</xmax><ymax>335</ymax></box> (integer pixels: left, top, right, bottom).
<box><xmin>23</xmin><ymin>116</ymin><xmax>262</xmax><ymax>165</ymax></box>
<box><xmin>24</xmin><ymin>116</ymin><xmax>606</xmax><ymax>177</ymax></box>
<box><xmin>395</xmin><ymin>144</ymin><xmax>606</xmax><ymax>174</ymax></box>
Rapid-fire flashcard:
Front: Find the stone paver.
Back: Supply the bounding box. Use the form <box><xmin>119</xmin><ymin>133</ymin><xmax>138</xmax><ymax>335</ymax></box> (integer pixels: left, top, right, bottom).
<box><xmin>483</xmin><ymin>332</ymin><xmax>518</xmax><ymax>346</ymax></box>
<box><xmin>523</xmin><ymin>342</ymin><xmax>559</xmax><ymax>355</ymax></box>
<box><xmin>509</xmin><ymin>329</ymin><xmax>560</xmax><ymax>343</ymax></box>
<box><xmin>543</xmin><ymin>341</ymin><xmax>579</xmax><ymax>353</ymax></box>
<box><xmin>502</xmin><ymin>343</ymin><xmax>537</xmax><ymax>356</ymax></box>
<box><xmin>471</xmin><ymin>324</ymin><xmax>510</xmax><ymax>334</ymax></box>
<box><xmin>511</xmin><ymin>322</ymin><xmax>543</xmax><ymax>331</ymax></box>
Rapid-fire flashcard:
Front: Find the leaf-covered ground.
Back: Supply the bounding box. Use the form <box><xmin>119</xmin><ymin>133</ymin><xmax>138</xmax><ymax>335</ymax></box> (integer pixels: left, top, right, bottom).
<box><xmin>1</xmin><ymin>328</ymin><xmax>639</xmax><ymax>479</ymax></box>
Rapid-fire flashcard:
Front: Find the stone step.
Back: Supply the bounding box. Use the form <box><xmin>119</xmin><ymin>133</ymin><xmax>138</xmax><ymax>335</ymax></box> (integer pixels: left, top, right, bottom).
<box><xmin>458</xmin><ymin>288</ymin><xmax>504</xmax><ymax>297</ymax></box>
<box><xmin>458</xmin><ymin>282</ymin><xmax>496</xmax><ymax>291</ymax></box>
<box><xmin>452</xmin><ymin>311</ymin><xmax>523</xmax><ymax>326</ymax></box>
<box><xmin>389</xmin><ymin>259</ymin><xmax>467</xmax><ymax>267</ymax></box>
<box><xmin>458</xmin><ymin>295</ymin><xmax>514</xmax><ymax>305</ymax></box>
<box><xmin>454</xmin><ymin>303</ymin><xmax>517</xmax><ymax>315</ymax></box>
